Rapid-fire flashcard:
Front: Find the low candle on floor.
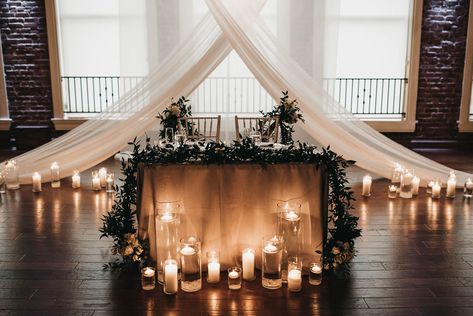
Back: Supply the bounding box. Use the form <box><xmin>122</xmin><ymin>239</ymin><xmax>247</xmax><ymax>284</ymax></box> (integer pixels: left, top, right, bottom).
<box><xmin>206</xmin><ymin>250</ymin><xmax>220</xmax><ymax>284</ymax></box>
<box><xmin>431</xmin><ymin>182</ymin><xmax>441</xmax><ymax>199</ymax></box>
<box><xmin>92</xmin><ymin>171</ymin><xmax>101</xmax><ymax>191</ymax></box>
<box><xmin>412</xmin><ymin>176</ymin><xmax>420</xmax><ymax>195</ymax></box>
<box><xmin>388</xmin><ymin>185</ymin><xmax>397</xmax><ymax>199</ymax></box>
<box><xmin>32</xmin><ymin>172</ymin><xmax>41</xmax><ymax>192</ymax></box>
<box><xmin>72</xmin><ymin>171</ymin><xmax>80</xmax><ymax>189</ymax></box>
<box><xmin>164</xmin><ymin>259</ymin><xmax>178</xmax><ymax>294</ymax></box>
<box><xmin>287</xmin><ymin>269</ymin><xmax>302</xmax><ymax>292</ymax></box>
<box><xmin>242</xmin><ymin>248</ymin><xmax>255</xmax><ymax>281</ymax></box>
<box><xmin>50</xmin><ymin>162</ymin><xmax>60</xmax><ymax>188</ymax></box>
<box><xmin>446</xmin><ymin>176</ymin><xmax>456</xmax><ymax>198</ymax></box>
<box><xmin>362</xmin><ymin>175</ymin><xmax>372</xmax><ymax>197</ymax></box>
<box><xmin>98</xmin><ymin>167</ymin><xmax>107</xmax><ymax>188</ymax></box>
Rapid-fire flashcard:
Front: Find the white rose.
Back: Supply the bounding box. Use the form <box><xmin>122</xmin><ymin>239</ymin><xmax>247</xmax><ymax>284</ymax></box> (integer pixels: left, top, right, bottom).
<box><xmin>170</xmin><ymin>105</ymin><xmax>181</xmax><ymax>117</ymax></box>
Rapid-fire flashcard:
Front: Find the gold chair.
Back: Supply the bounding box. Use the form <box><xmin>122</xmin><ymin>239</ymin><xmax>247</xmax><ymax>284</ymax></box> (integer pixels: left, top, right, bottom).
<box><xmin>179</xmin><ymin>115</ymin><xmax>221</xmax><ymax>142</ymax></box>
<box><xmin>234</xmin><ymin>116</ymin><xmax>279</xmax><ymax>143</ymax></box>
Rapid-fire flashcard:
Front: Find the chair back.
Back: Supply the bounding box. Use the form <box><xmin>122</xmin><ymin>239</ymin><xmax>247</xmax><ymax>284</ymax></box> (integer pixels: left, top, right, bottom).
<box><xmin>234</xmin><ymin>116</ymin><xmax>279</xmax><ymax>142</ymax></box>
<box><xmin>179</xmin><ymin>115</ymin><xmax>221</xmax><ymax>142</ymax></box>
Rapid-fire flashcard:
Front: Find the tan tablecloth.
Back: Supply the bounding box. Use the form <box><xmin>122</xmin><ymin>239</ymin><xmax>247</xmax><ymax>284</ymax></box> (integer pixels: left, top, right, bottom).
<box><xmin>137</xmin><ymin>163</ymin><xmax>328</xmax><ymax>268</ymax></box>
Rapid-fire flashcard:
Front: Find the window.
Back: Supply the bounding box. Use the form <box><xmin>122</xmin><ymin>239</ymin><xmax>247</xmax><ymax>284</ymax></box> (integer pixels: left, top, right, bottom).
<box><xmin>459</xmin><ymin>2</ymin><xmax>473</xmax><ymax>132</ymax></box>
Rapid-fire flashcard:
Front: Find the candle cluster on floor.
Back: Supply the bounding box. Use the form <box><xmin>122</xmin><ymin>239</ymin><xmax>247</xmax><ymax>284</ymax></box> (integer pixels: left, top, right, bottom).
<box><xmin>144</xmin><ymin>202</ymin><xmax>323</xmax><ymax>294</ymax></box>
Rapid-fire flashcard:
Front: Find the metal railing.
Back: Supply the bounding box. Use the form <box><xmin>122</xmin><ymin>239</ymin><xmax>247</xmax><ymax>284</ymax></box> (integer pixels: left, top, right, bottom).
<box><xmin>61</xmin><ymin>76</ymin><xmax>407</xmax><ymax>120</ymax></box>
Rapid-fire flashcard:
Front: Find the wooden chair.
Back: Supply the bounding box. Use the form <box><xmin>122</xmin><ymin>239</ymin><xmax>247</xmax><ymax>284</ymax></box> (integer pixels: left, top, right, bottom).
<box><xmin>179</xmin><ymin>115</ymin><xmax>221</xmax><ymax>142</ymax></box>
<box><xmin>234</xmin><ymin>116</ymin><xmax>279</xmax><ymax>143</ymax></box>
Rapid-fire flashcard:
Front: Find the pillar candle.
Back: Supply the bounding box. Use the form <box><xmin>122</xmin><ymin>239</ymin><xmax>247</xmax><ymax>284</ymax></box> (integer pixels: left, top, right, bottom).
<box><xmin>466</xmin><ymin>178</ymin><xmax>473</xmax><ymax>190</ymax></box>
<box><xmin>207</xmin><ymin>261</ymin><xmax>220</xmax><ymax>283</ymax></box>
<box><xmin>431</xmin><ymin>182</ymin><xmax>441</xmax><ymax>199</ymax></box>
<box><xmin>164</xmin><ymin>261</ymin><xmax>178</xmax><ymax>294</ymax></box>
<box><xmin>92</xmin><ymin>174</ymin><xmax>101</xmax><ymax>191</ymax></box>
<box><xmin>362</xmin><ymin>175</ymin><xmax>372</xmax><ymax>197</ymax></box>
<box><xmin>50</xmin><ymin>162</ymin><xmax>60</xmax><ymax>188</ymax></box>
<box><xmin>412</xmin><ymin>176</ymin><xmax>420</xmax><ymax>195</ymax></box>
<box><xmin>242</xmin><ymin>248</ymin><xmax>255</xmax><ymax>280</ymax></box>
<box><xmin>72</xmin><ymin>171</ymin><xmax>80</xmax><ymax>189</ymax></box>
<box><xmin>32</xmin><ymin>172</ymin><xmax>42</xmax><ymax>192</ymax></box>
<box><xmin>392</xmin><ymin>163</ymin><xmax>403</xmax><ymax>183</ymax></box>
<box><xmin>446</xmin><ymin>177</ymin><xmax>456</xmax><ymax>198</ymax></box>
<box><xmin>98</xmin><ymin>167</ymin><xmax>107</xmax><ymax>188</ymax></box>
<box><xmin>287</xmin><ymin>269</ymin><xmax>302</xmax><ymax>292</ymax></box>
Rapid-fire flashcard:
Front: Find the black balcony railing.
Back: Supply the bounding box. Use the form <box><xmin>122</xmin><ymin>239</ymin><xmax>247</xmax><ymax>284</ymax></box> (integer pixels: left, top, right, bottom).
<box><xmin>61</xmin><ymin>76</ymin><xmax>407</xmax><ymax>120</ymax></box>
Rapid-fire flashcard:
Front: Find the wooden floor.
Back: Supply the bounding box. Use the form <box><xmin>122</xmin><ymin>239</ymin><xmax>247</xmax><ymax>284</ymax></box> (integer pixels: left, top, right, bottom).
<box><xmin>0</xmin><ymin>150</ymin><xmax>473</xmax><ymax>315</ymax></box>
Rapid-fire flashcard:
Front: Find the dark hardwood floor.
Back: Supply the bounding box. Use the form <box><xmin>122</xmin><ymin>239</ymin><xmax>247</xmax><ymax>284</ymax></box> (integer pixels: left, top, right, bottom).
<box><xmin>0</xmin><ymin>150</ymin><xmax>473</xmax><ymax>315</ymax></box>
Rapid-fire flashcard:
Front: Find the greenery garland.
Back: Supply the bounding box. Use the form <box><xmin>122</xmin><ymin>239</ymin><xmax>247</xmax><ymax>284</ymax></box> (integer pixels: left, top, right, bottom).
<box><xmin>100</xmin><ymin>138</ymin><xmax>361</xmax><ymax>275</ymax></box>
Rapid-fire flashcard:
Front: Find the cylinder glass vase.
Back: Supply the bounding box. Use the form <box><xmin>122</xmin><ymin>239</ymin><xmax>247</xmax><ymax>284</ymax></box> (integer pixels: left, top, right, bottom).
<box><xmin>155</xmin><ymin>202</ymin><xmax>180</xmax><ymax>284</ymax></box>
<box><xmin>5</xmin><ymin>160</ymin><xmax>20</xmax><ymax>190</ymax></box>
<box><xmin>277</xmin><ymin>202</ymin><xmax>301</xmax><ymax>281</ymax></box>
<box><xmin>180</xmin><ymin>236</ymin><xmax>202</xmax><ymax>292</ymax></box>
<box><xmin>261</xmin><ymin>235</ymin><xmax>283</xmax><ymax>289</ymax></box>
<box><xmin>399</xmin><ymin>169</ymin><xmax>414</xmax><ymax>199</ymax></box>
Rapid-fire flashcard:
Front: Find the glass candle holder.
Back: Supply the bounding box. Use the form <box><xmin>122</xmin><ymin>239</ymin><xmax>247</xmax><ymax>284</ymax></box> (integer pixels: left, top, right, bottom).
<box><xmin>249</xmin><ymin>131</ymin><xmax>262</xmax><ymax>146</ymax></box>
<box><xmin>72</xmin><ymin>171</ymin><xmax>80</xmax><ymax>189</ymax></box>
<box><xmin>175</xmin><ymin>131</ymin><xmax>187</xmax><ymax>146</ymax></box>
<box><xmin>464</xmin><ymin>178</ymin><xmax>473</xmax><ymax>198</ymax></box>
<box><xmin>242</xmin><ymin>248</ymin><xmax>256</xmax><ymax>281</ymax></box>
<box><xmin>262</xmin><ymin>235</ymin><xmax>283</xmax><ymax>289</ymax></box>
<box><xmin>155</xmin><ymin>202</ymin><xmax>180</xmax><ymax>284</ymax></box>
<box><xmin>388</xmin><ymin>185</ymin><xmax>397</xmax><ymax>198</ymax></box>
<box><xmin>206</xmin><ymin>250</ymin><xmax>220</xmax><ymax>284</ymax></box>
<box><xmin>92</xmin><ymin>171</ymin><xmax>101</xmax><ymax>191</ymax></box>
<box><xmin>106</xmin><ymin>173</ymin><xmax>114</xmax><ymax>193</ymax></box>
<box><xmin>391</xmin><ymin>164</ymin><xmax>403</xmax><ymax>184</ymax></box>
<box><xmin>0</xmin><ymin>170</ymin><xmax>6</xmax><ymax>194</ymax></box>
<box><xmin>309</xmin><ymin>262</ymin><xmax>323</xmax><ymax>286</ymax></box>
<box><xmin>287</xmin><ymin>257</ymin><xmax>302</xmax><ymax>292</ymax></box>
<box><xmin>412</xmin><ymin>176</ymin><xmax>420</xmax><ymax>195</ymax></box>
<box><xmin>32</xmin><ymin>172</ymin><xmax>42</xmax><ymax>193</ymax></box>
<box><xmin>227</xmin><ymin>267</ymin><xmax>242</xmax><ymax>290</ymax></box>
<box><xmin>399</xmin><ymin>169</ymin><xmax>414</xmax><ymax>199</ymax></box>
<box><xmin>5</xmin><ymin>160</ymin><xmax>20</xmax><ymax>190</ymax></box>
<box><xmin>163</xmin><ymin>259</ymin><xmax>178</xmax><ymax>294</ymax></box>
<box><xmin>446</xmin><ymin>175</ymin><xmax>456</xmax><ymax>198</ymax></box>
<box><xmin>431</xmin><ymin>181</ymin><xmax>441</xmax><ymax>199</ymax></box>
<box><xmin>362</xmin><ymin>174</ymin><xmax>372</xmax><ymax>197</ymax></box>
<box><xmin>50</xmin><ymin>162</ymin><xmax>60</xmax><ymax>188</ymax></box>
<box><xmin>180</xmin><ymin>236</ymin><xmax>202</xmax><ymax>292</ymax></box>
<box><xmin>427</xmin><ymin>180</ymin><xmax>434</xmax><ymax>195</ymax></box>
<box><xmin>141</xmin><ymin>267</ymin><xmax>156</xmax><ymax>291</ymax></box>
<box><xmin>277</xmin><ymin>202</ymin><xmax>301</xmax><ymax>282</ymax></box>
<box><xmin>98</xmin><ymin>167</ymin><xmax>107</xmax><ymax>188</ymax></box>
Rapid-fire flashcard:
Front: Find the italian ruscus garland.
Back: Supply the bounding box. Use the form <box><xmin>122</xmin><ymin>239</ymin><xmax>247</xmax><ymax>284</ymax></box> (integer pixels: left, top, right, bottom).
<box><xmin>100</xmin><ymin>139</ymin><xmax>361</xmax><ymax>274</ymax></box>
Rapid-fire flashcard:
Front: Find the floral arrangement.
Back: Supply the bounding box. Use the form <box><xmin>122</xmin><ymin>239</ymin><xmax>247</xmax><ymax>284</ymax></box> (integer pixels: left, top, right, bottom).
<box><xmin>262</xmin><ymin>91</ymin><xmax>305</xmax><ymax>144</ymax></box>
<box><xmin>157</xmin><ymin>96</ymin><xmax>192</xmax><ymax>139</ymax></box>
<box><xmin>100</xmin><ymin>139</ymin><xmax>361</xmax><ymax>275</ymax></box>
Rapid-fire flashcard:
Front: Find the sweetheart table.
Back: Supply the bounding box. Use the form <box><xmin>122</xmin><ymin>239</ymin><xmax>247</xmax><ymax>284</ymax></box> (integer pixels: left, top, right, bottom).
<box><xmin>136</xmin><ymin>163</ymin><xmax>328</xmax><ymax>268</ymax></box>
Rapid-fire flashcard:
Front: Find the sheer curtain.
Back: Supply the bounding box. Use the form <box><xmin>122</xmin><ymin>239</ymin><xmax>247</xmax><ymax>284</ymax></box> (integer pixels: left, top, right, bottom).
<box><xmin>1</xmin><ymin>0</ymin><xmax>471</xmax><ymax>185</ymax></box>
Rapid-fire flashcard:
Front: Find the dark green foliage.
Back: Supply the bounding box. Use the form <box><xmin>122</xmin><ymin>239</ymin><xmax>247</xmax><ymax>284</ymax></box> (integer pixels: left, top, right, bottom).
<box><xmin>157</xmin><ymin>96</ymin><xmax>192</xmax><ymax>138</ymax></box>
<box><xmin>100</xmin><ymin>138</ymin><xmax>361</xmax><ymax>274</ymax></box>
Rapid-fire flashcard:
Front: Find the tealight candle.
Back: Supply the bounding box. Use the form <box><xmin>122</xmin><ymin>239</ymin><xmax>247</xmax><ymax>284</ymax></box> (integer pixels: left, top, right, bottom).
<box><xmin>431</xmin><ymin>182</ymin><xmax>441</xmax><ymax>199</ymax></box>
<box><xmin>446</xmin><ymin>176</ymin><xmax>456</xmax><ymax>198</ymax></box>
<box><xmin>72</xmin><ymin>171</ymin><xmax>80</xmax><ymax>189</ymax></box>
<box><xmin>309</xmin><ymin>262</ymin><xmax>322</xmax><ymax>285</ymax></box>
<box><xmin>242</xmin><ymin>248</ymin><xmax>255</xmax><ymax>281</ymax></box>
<box><xmin>412</xmin><ymin>176</ymin><xmax>420</xmax><ymax>195</ymax></box>
<box><xmin>206</xmin><ymin>250</ymin><xmax>220</xmax><ymax>284</ymax></box>
<box><xmin>362</xmin><ymin>175</ymin><xmax>372</xmax><ymax>197</ymax></box>
<box><xmin>465</xmin><ymin>178</ymin><xmax>473</xmax><ymax>198</ymax></box>
<box><xmin>227</xmin><ymin>267</ymin><xmax>241</xmax><ymax>290</ymax></box>
<box><xmin>388</xmin><ymin>185</ymin><xmax>397</xmax><ymax>199</ymax></box>
<box><xmin>32</xmin><ymin>172</ymin><xmax>42</xmax><ymax>192</ymax></box>
<box><xmin>50</xmin><ymin>162</ymin><xmax>60</xmax><ymax>188</ymax></box>
<box><xmin>98</xmin><ymin>167</ymin><xmax>107</xmax><ymax>188</ymax></box>
<box><xmin>285</xmin><ymin>210</ymin><xmax>300</xmax><ymax>221</ymax></box>
<box><xmin>164</xmin><ymin>259</ymin><xmax>178</xmax><ymax>294</ymax></box>
<box><xmin>141</xmin><ymin>267</ymin><xmax>156</xmax><ymax>290</ymax></box>
<box><xmin>92</xmin><ymin>171</ymin><xmax>101</xmax><ymax>191</ymax></box>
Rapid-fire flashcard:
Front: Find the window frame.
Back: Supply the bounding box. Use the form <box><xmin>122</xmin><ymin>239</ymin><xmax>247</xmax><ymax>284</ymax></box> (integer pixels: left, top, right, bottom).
<box><xmin>459</xmin><ymin>0</ymin><xmax>473</xmax><ymax>132</ymax></box>
<box><xmin>45</xmin><ymin>0</ymin><xmax>423</xmax><ymax>132</ymax></box>
<box><xmin>0</xmin><ymin>30</ymin><xmax>11</xmax><ymax>130</ymax></box>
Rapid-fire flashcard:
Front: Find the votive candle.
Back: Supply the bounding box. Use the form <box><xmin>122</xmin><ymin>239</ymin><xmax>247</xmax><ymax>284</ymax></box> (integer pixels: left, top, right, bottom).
<box><xmin>50</xmin><ymin>162</ymin><xmax>60</xmax><ymax>188</ymax></box>
<box><xmin>227</xmin><ymin>267</ymin><xmax>241</xmax><ymax>290</ymax></box>
<box><xmin>309</xmin><ymin>263</ymin><xmax>322</xmax><ymax>285</ymax></box>
<box><xmin>32</xmin><ymin>172</ymin><xmax>42</xmax><ymax>192</ymax></box>
<box><xmin>412</xmin><ymin>176</ymin><xmax>420</xmax><ymax>195</ymax></box>
<box><xmin>141</xmin><ymin>266</ymin><xmax>156</xmax><ymax>291</ymax></box>
<box><xmin>287</xmin><ymin>269</ymin><xmax>302</xmax><ymax>292</ymax></box>
<box><xmin>362</xmin><ymin>175</ymin><xmax>372</xmax><ymax>197</ymax></box>
<box><xmin>431</xmin><ymin>182</ymin><xmax>441</xmax><ymax>199</ymax></box>
<box><xmin>446</xmin><ymin>176</ymin><xmax>456</xmax><ymax>198</ymax></box>
<box><xmin>164</xmin><ymin>259</ymin><xmax>178</xmax><ymax>294</ymax></box>
<box><xmin>72</xmin><ymin>171</ymin><xmax>80</xmax><ymax>189</ymax></box>
<box><xmin>465</xmin><ymin>178</ymin><xmax>473</xmax><ymax>198</ymax></box>
<box><xmin>388</xmin><ymin>185</ymin><xmax>397</xmax><ymax>198</ymax></box>
<box><xmin>242</xmin><ymin>248</ymin><xmax>255</xmax><ymax>281</ymax></box>
<box><xmin>98</xmin><ymin>167</ymin><xmax>107</xmax><ymax>188</ymax></box>
<box><xmin>92</xmin><ymin>171</ymin><xmax>101</xmax><ymax>191</ymax></box>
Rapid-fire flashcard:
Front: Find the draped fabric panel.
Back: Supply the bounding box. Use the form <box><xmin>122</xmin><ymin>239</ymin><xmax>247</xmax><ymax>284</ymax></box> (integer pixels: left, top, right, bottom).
<box><xmin>1</xmin><ymin>0</ymin><xmax>471</xmax><ymax>185</ymax></box>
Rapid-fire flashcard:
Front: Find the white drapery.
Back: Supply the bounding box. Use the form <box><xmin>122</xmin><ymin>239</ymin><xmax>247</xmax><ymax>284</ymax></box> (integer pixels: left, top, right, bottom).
<box><xmin>2</xmin><ymin>0</ymin><xmax>471</xmax><ymax>185</ymax></box>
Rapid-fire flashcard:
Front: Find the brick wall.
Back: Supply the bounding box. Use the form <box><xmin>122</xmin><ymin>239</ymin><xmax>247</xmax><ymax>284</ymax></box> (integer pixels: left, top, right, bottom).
<box><xmin>414</xmin><ymin>0</ymin><xmax>470</xmax><ymax>141</ymax></box>
<box><xmin>0</xmin><ymin>0</ymin><xmax>53</xmax><ymax>128</ymax></box>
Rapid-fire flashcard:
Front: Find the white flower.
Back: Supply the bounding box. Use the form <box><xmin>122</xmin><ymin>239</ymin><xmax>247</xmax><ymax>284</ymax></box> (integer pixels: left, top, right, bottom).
<box><xmin>132</xmin><ymin>254</ymin><xmax>140</xmax><ymax>262</ymax></box>
<box><xmin>170</xmin><ymin>105</ymin><xmax>181</xmax><ymax>117</ymax></box>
